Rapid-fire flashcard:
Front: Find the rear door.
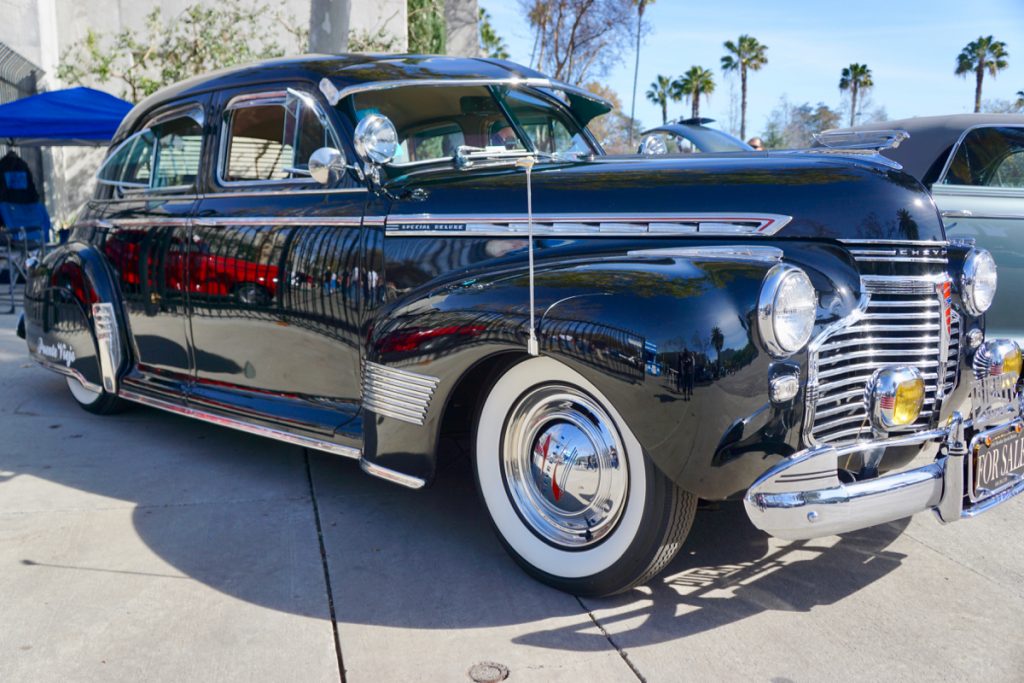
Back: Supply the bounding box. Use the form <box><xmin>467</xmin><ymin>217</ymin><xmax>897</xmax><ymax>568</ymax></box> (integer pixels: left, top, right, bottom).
<box><xmin>188</xmin><ymin>84</ymin><xmax>368</xmax><ymax>435</ymax></box>
<box><xmin>93</xmin><ymin>99</ymin><xmax>208</xmax><ymax>399</ymax></box>
<box><xmin>933</xmin><ymin>125</ymin><xmax>1024</xmax><ymax>344</ymax></box>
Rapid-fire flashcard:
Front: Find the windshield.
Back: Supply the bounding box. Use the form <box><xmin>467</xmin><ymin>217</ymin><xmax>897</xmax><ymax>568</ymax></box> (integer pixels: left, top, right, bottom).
<box><xmin>341</xmin><ymin>84</ymin><xmax>596</xmax><ymax>166</ymax></box>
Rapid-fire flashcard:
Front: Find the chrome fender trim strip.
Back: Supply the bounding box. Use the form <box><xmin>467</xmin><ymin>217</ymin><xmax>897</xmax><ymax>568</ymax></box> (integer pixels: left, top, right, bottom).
<box><xmin>361</xmin><ymin>362</ymin><xmax>440</xmax><ymax>426</ymax></box>
<box><xmin>359</xmin><ymin>459</ymin><xmax>426</xmax><ymax>490</ymax></box>
<box><xmin>91</xmin><ymin>302</ymin><xmax>122</xmax><ymax>394</ymax></box>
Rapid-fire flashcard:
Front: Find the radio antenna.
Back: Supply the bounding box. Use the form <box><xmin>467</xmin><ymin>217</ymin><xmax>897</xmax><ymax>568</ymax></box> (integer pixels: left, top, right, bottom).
<box><xmin>516</xmin><ymin>156</ymin><xmax>539</xmax><ymax>356</ymax></box>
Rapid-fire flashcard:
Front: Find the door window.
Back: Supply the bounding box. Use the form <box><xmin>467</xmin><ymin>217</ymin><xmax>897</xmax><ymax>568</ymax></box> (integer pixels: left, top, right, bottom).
<box><xmin>97</xmin><ymin>106</ymin><xmax>204</xmax><ymax>192</ymax></box>
<box><xmin>941</xmin><ymin>126</ymin><xmax>1024</xmax><ymax>189</ymax></box>
<box><xmin>220</xmin><ymin>90</ymin><xmax>339</xmax><ymax>184</ymax></box>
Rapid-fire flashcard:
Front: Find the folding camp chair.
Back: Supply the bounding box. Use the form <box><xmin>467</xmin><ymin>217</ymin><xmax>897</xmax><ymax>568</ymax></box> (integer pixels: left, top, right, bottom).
<box><xmin>0</xmin><ymin>202</ymin><xmax>50</xmax><ymax>314</ymax></box>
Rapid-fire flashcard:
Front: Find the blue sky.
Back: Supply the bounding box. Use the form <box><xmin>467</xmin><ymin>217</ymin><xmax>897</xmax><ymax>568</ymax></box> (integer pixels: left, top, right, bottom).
<box><xmin>478</xmin><ymin>0</ymin><xmax>1024</xmax><ymax>136</ymax></box>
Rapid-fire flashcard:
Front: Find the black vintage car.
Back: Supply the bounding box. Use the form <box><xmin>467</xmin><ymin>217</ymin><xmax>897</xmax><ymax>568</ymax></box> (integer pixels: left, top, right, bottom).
<box><xmin>19</xmin><ymin>55</ymin><xmax>1024</xmax><ymax>597</ymax></box>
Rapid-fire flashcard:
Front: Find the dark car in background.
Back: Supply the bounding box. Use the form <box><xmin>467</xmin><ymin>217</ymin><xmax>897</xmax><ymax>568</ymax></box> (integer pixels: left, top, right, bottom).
<box><xmin>830</xmin><ymin>114</ymin><xmax>1024</xmax><ymax>345</ymax></box>
<box><xmin>637</xmin><ymin>117</ymin><xmax>752</xmax><ymax>155</ymax></box>
<box><xmin>19</xmin><ymin>56</ymin><xmax>1024</xmax><ymax>597</ymax></box>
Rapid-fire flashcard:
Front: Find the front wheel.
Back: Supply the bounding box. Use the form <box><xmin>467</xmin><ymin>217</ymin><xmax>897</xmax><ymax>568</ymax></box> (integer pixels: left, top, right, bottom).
<box><xmin>65</xmin><ymin>375</ymin><xmax>130</xmax><ymax>415</ymax></box>
<box><xmin>474</xmin><ymin>357</ymin><xmax>697</xmax><ymax>597</ymax></box>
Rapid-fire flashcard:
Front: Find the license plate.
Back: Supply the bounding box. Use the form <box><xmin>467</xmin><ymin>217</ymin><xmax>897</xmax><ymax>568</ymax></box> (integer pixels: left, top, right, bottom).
<box><xmin>970</xmin><ymin>420</ymin><xmax>1024</xmax><ymax>501</ymax></box>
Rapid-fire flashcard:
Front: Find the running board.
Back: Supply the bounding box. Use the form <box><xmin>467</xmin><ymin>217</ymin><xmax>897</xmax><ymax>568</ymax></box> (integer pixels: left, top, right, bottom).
<box><xmin>118</xmin><ymin>389</ymin><xmax>425</xmax><ymax>489</ymax></box>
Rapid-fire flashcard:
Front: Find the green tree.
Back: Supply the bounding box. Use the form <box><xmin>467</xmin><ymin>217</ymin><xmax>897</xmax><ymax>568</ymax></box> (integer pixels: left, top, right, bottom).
<box><xmin>628</xmin><ymin>0</ymin><xmax>654</xmax><ymax>146</ymax></box>
<box><xmin>675</xmin><ymin>66</ymin><xmax>715</xmax><ymax>119</ymax></box>
<box><xmin>645</xmin><ymin>74</ymin><xmax>675</xmax><ymax>124</ymax></box>
<box><xmin>56</xmin><ymin>0</ymin><xmax>299</xmax><ymax>102</ymax></box>
<box><xmin>523</xmin><ymin>0</ymin><xmax>636</xmax><ymax>85</ymax></box>
<box><xmin>956</xmin><ymin>35</ymin><xmax>1009</xmax><ymax>113</ymax></box>
<box><xmin>479</xmin><ymin>8</ymin><xmax>509</xmax><ymax>59</ymax></box>
<box><xmin>1016</xmin><ymin>90</ymin><xmax>1024</xmax><ymax>109</ymax></box>
<box><xmin>839</xmin><ymin>63</ymin><xmax>874</xmax><ymax>127</ymax></box>
<box><xmin>408</xmin><ymin>0</ymin><xmax>446</xmax><ymax>54</ymax></box>
<box><xmin>721</xmin><ymin>34</ymin><xmax>768</xmax><ymax>140</ymax></box>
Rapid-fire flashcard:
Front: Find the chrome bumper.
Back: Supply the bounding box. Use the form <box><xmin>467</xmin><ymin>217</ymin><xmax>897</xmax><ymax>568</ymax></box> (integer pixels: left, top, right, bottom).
<box><xmin>744</xmin><ymin>409</ymin><xmax>1024</xmax><ymax>540</ymax></box>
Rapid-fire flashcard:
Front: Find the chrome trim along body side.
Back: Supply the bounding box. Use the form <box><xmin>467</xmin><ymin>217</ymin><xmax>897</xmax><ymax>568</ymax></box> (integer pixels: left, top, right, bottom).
<box><xmin>119</xmin><ymin>389</ymin><xmax>362</xmax><ymax>459</ymax></box>
<box><xmin>359</xmin><ymin>459</ymin><xmax>427</xmax><ymax>489</ymax></box>
<box><xmin>362</xmin><ymin>362</ymin><xmax>440</xmax><ymax>426</ymax></box>
<box><xmin>384</xmin><ymin>212</ymin><xmax>793</xmax><ymax>237</ymax></box>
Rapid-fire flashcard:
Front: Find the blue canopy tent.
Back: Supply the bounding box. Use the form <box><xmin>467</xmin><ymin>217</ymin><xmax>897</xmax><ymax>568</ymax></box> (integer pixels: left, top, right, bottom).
<box><xmin>0</xmin><ymin>86</ymin><xmax>132</xmax><ymax>146</ymax></box>
<box><xmin>0</xmin><ymin>87</ymin><xmax>130</xmax><ymax>309</ymax></box>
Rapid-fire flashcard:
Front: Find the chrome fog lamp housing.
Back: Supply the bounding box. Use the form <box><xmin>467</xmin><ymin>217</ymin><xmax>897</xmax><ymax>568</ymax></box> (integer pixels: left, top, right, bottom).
<box><xmin>866</xmin><ymin>365</ymin><xmax>925</xmax><ymax>431</ymax></box>
<box><xmin>354</xmin><ymin>113</ymin><xmax>399</xmax><ymax>165</ymax></box>
<box><xmin>961</xmin><ymin>248</ymin><xmax>997</xmax><ymax>316</ymax></box>
<box><xmin>973</xmin><ymin>339</ymin><xmax>1022</xmax><ymax>387</ymax></box>
<box><xmin>757</xmin><ymin>264</ymin><xmax>817</xmax><ymax>357</ymax></box>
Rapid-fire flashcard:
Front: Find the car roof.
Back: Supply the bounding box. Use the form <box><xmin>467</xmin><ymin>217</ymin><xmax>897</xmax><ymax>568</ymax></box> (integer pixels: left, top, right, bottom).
<box><xmin>113</xmin><ymin>54</ymin><xmax>600</xmax><ymax>144</ymax></box>
<box><xmin>839</xmin><ymin>113</ymin><xmax>1024</xmax><ymax>181</ymax></box>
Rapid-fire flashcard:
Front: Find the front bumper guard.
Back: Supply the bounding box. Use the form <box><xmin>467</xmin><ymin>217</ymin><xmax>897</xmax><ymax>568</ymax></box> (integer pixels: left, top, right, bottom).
<box><xmin>744</xmin><ymin>410</ymin><xmax>1024</xmax><ymax>540</ymax></box>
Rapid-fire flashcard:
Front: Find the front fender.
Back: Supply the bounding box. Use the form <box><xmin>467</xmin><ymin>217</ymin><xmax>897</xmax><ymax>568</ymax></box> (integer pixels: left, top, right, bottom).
<box><xmin>24</xmin><ymin>241</ymin><xmax>128</xmax><ymax>391</ymax></box>
<box><xmin>364</xmin><ymin>240</ymin><xmax>859</xmax><ymax>497</ymax></box>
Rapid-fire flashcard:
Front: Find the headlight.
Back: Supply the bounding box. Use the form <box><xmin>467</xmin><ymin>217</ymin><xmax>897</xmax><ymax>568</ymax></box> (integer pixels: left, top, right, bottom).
<box><xmin>962</xmin><ymin>249</ymin><xmax>997</xmax><ymax>316</ymax></box>
<box><xmin>758</xmin><ymin>264</ymin><xmax>817</xmax><ymax>357</ymax></box>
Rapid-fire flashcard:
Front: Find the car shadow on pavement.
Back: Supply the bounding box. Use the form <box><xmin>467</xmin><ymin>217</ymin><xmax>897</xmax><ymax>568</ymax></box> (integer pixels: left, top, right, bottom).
<box><xmin>5</xmin><ymin>381</ymin><xmax>910</xmax><ymax>648</ymax></box>
<box><xmin>514</xmin><ymin>502</ymin><xmax>911</xmax><ymax>649</ymax></box>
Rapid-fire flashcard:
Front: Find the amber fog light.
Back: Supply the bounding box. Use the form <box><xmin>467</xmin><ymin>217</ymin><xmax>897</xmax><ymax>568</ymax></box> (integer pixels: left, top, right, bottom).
<box><xmin>866</xmin><ymin>366</ymin><xmax>925</xmax><ymax>431</ymax></box>
<box><xmin>973</xmin><ymin>339</ymin><xmax>1022</xmax><ymax>389</ymax></box>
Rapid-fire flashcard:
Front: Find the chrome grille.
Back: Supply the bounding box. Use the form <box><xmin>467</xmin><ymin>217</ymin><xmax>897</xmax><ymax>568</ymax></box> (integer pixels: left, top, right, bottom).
<box><xmin>806</xmin><ymin>275</ymin><xmax>960</xmax><ymax>446</ymax></box>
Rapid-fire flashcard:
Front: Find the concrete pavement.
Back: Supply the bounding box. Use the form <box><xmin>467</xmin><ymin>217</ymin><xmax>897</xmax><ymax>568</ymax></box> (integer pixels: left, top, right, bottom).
<box><xmin>2</xmin><ymin>302</ymin><xmax>1023</xmax><ymax>682</ymax></box>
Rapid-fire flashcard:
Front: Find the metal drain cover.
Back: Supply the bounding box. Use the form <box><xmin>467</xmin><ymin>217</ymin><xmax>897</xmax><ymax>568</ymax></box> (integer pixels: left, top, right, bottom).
<box><xmin>468</xmin><ymin>661</ymin><xmax>510</xmax><ymax>682</ymax></box>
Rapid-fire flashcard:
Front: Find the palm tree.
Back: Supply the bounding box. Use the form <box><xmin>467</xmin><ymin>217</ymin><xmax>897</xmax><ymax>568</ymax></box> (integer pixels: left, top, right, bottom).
<box><xmin>710</xmin><ymin>326</ymin><xmax>724</xmax><ymax>377</ymax></box>
<box><xmin>675</xmin><ymin>66</ymin><xmax>716</xmax><ymax>119</ymax></box>
<box><xmin>955</xmin><ymin>36</ymin><xmax>1009</xmax><ymax>113</ymax></box>
<box><xmin>628</xmin><ymin>0</ymin><xmax>654</xmax><ymax>145</ymax></box>
<box><xmin>1016</xmin><ymin>90</ymin><xmax>1024</xmax><ymax>109</ymax></box>
<box><xmin>839</xmin><ymin>63</ymin><xmax>874</xmax><ymax>127</ymax></box>
<box><xmin>646</xmin><ymin>74</ymin><xmax>675</xmax><ymax>124</ymax></box>
<box><xmin>721</xmin><ymin>35</ymin><xmax>768</xmax><ymax>140</ymax></box>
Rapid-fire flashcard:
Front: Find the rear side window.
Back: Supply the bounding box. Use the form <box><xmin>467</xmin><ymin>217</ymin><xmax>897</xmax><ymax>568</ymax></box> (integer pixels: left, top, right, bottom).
<box><xmin>97</xmin><ymin>106</ymin><xmax>203</xmax><ymax>192</ymax></box>
<box><xmin>220</xmin><ymin>90</ymin><xmax>338</xmax><ymax>184</ymax></box>
<box><xmin>941</xmin><ymin>126</ymin><xmax>1024</xmax><ymax>189</ymax></box>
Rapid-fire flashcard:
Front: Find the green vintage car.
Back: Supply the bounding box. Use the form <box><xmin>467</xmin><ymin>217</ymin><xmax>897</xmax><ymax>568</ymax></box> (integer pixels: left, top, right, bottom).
<box><xmin>834</xmin><ymin>114</ymin><xmax>1024</xmax><ymax>344</ymax></box>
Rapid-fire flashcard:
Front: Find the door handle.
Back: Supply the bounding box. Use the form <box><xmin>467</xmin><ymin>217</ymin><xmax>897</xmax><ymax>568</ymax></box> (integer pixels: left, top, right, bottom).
<box><xmin>941</xmin><ymin>209</ymin><xmax>973</xmax><ymax>218</ymax></box>
<box><xmin>193</xmin><ymin>218</ymin><xmax>218</xmax><ymax>227</ymax></box>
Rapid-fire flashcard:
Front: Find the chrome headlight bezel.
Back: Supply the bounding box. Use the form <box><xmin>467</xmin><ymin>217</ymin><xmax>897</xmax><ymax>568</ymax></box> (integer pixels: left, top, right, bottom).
<box><xmin>758</xmin><ymin>264</ymin><xmax>817</xmax><ymax>358</ymax></box>
<box><xmin>961</xmin><ymin>248</ymin><xmax>997</xmax><ymax>317</ymax></box>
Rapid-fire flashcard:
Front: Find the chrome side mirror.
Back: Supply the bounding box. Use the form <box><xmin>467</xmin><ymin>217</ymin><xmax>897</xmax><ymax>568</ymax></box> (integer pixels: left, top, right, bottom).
<box><xmin>638</xmin><ymin>134</ymin><xmax>668</xmax><ymax>156</ymax></box>
<box><xmin>308</xmin><ymin>147</ymin><xmax>346</xmax><ymax>185</ymax></box>
<box><xmin>354</xmin><ymin>114</ymin><xmax>399</xmax><ymax>165</ymax></box>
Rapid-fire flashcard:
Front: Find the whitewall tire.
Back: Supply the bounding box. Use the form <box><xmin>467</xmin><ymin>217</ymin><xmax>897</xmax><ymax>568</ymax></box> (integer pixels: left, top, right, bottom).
<box><xmin>474</xmin><ymin>356</ymin><xmax>697</xmax><ymax>596</ymax></box>
<box><xmin>65</xmin><ymin>375</ymin><xmax>129</xmax><ymax>415</ymax></box>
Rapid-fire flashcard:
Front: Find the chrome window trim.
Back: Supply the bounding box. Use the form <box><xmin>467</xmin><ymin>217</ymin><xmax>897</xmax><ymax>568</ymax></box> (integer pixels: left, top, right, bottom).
<box><xmin>323</xmin><ymin>77</ymin><xmax>612</xmax><ymax>111</ymax></box>
<box><xmin>216</xmin><ymin>87</ymin><xmax>344</xmax><ymax>190</ymax></box>
<box><xmin>935</xmin><ymin>122</ymin><xmax>1024</xmax><ymax>187</ymax></box>
<box><xmin>96</xmin><ymin>102</ymin><xmax>206</xmax><ymax>195</ymax></box>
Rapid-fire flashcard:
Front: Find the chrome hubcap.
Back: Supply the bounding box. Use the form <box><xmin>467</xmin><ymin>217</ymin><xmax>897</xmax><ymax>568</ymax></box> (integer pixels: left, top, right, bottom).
<box><xmin>502</xmin><ymin>385</ymin><xmax>629</xmax><ymax>548</ymax></box>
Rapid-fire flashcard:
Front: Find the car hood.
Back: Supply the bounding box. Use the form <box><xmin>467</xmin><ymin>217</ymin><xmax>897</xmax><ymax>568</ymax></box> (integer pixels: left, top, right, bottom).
<box><xmin>384</xmin><ymin>153</ymin><xmax>944</xmax><ymax>242</ymax></box>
